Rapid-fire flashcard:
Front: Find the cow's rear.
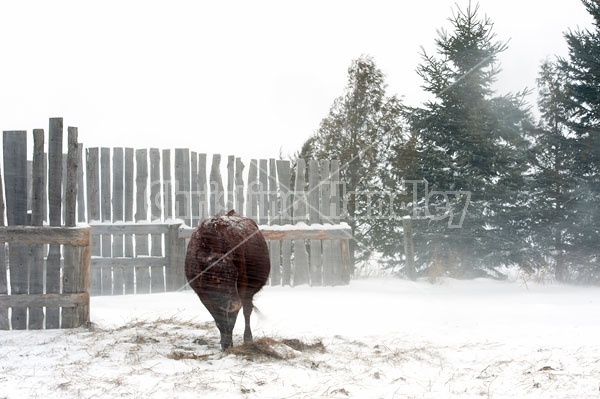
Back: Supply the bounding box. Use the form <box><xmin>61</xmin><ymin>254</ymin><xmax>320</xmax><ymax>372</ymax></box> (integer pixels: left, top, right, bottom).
<box><xmin>185</xmin><ymin>210</ymin><xmax>270</xmax><ymax>349</ymax></box>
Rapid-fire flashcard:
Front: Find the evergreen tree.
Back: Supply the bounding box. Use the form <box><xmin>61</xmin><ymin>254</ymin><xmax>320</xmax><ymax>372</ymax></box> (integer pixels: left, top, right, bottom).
<box><xmin>559</xmin><ymin>0</ymin><xmax>600</xmax><ymax>173</ymax></box>
<box><xmin>406</xmin><ymin>2</ymin><xmax>532</xmax><ymax>277</ymax></box>
<box><xmin>300</xmin><ymin>56</ymin><xmax>405</xmax><ymax>264</ymax></box>
<box><xmin>528</xmin><ymin>61</ymin><xmax>580</xmax><ymax>281</ymax></box>
<box><xmin>555</xmin><ymin>0</ymin><xmax>600</xmax><ymax>282</ymax></box>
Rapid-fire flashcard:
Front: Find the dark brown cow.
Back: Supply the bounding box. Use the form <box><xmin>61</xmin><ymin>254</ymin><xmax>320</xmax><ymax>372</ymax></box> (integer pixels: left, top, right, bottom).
<box><xmin>185</xmin><ymin>210</ymin><xmax>270</xmax><ymax>349</ymax></box>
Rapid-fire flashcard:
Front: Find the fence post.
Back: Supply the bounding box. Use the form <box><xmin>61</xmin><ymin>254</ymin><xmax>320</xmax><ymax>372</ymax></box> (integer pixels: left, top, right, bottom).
<box><xmin>167</xmin><ymin>223</ymin><xmax>185</xmax><ymax>291</ymax></box>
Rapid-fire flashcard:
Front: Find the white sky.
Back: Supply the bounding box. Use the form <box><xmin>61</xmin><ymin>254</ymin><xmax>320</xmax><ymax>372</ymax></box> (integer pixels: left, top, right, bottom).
<box><xmin>0</xmin><ymin>0</ymin><xmax>593</xmax><ymax>159</ymax></box>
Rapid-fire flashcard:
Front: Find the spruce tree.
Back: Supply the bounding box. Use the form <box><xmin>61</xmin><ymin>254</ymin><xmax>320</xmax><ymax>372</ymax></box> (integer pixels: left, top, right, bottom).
<box><xmin>555</xmin><ymin>0</ymin><xmax>600</xmax><ymax>282</ymax></box>
<box><xmin>407</xmin><ymin>2</ymin><xmax>531</xmax><ymax>277</ymax></box>
<box><xmin>528</xmin><ymin>61</ymin><xmax>580</xmax><ymax>281</ymax></box>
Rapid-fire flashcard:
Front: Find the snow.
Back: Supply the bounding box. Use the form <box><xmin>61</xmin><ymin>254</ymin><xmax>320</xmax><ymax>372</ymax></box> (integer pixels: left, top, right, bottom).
<box><xmin>1</xmin><ymin>278</ymin><xmax>599</xmax><ymax>398</ymax></box>
<box><xmin>261</xmin><ymin>222</ymin><xmax>351</xmax><ymax>231</ymax></box>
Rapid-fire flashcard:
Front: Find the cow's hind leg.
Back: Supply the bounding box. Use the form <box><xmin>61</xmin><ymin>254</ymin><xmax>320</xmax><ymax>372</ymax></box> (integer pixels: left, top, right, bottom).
<box><xmin>242</xmin><ymin>298</ymin><xmax>254</xmax><ymax>343</ymax></box>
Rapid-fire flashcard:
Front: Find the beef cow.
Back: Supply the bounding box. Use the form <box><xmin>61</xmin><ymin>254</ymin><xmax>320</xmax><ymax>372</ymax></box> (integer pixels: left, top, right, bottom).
<box><xmin>185</xmin><ymin>210</ymin><xmax>270</xmax><ymax>349</ymax></box>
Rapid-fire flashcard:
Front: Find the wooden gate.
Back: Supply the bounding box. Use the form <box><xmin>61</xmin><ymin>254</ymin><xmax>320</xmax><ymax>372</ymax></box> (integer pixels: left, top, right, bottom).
<box><xmin>0</xmin><ymin>123</ymin><xmax>91</xmax><ymax>330</ymax></box>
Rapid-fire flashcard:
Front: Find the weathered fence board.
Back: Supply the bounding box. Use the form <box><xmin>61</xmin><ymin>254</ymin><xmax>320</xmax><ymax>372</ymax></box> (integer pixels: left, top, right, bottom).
<box><xmin>100</xmin><ymin>147</ymin><xmax>112</xmax><ymax>295</ymax></box>
<box><xmin>246</xmin><ymin>159</ymin><xmax>258</xmax><ymax>219</ymax></box>
<box><xmin>191</xmin><ymin>152</ymin><xmax>201</xmax><ymax>227</ymax></box>
<box><xmin>47</xmin><ymin>119</ymin><xmax>63</xmax><ymax>328</ymax></box>
<box><xmin>0</xmin><ymin>150</ymin><xmax>6</xmax><ymax>330</ymax></box>
<box><xmin>135</xmin><ymin>149</ymin><xmax>150</xmax><ymax>294</ymax></box>
<box><xmin>29</xmin><ymin>129</ymin><xmax>45</xmax><ymax>329</ymax></box>
<box><xmin>198</xmin><ymin>153</ymin><xmax>209</xmax><ymax>221</ymax></box>
<box><xmin>277</xmin><ymin>160</ymin><xmax>292</xmax><ymax>286</ymax></box>
<box><xmin>77</xmin><ymin>144</ymin><xmax>86</xmax><ymax>223</ymax></box>
<box><xmin>86</xmin><ymin>147</ymin><xmax>101</xmax><ymax>295</ymax></box>
<box><xmin>3</xmin><ymin>131</ymin><xmax>29</xmax><ymax>329</ymax></box>
<box><xmin>150</xmin><ymin>148</ymin><xmax>164</xmax><ymax>293</ymax></box>
<box><xmin>268</xmin><ymin>158</ymin><xmax>281</xmax><ymax>285</ymax></box>
<box><xmin>292</xmin><ymin>159</ymin><xmax>309</xmax><ymax>286</ymax></box>
<box><xmin>123</xmin><ymin>148</ymin><xmax>135</xmax><ymax>293</ymax></box>
<box><xmin>62</xmin><ymin>127</ymin><xmax>79</xmax><ymax>327</ymax></box>
<box><xmin>175</xmin><ymin>148</ymin><xmax>190</xmax><ymax>226</ymax></box>
<box><xmin>162</xmin><ymin>149</ymin><xmax>173</xmax><ymax>220</ymax></box>
<box><xmin>112</xmin><ymin>148</ymin><xmax>125</xmax><ymax>295</ymax></box>
<box><xmin>210</xmin><ymin>154</ymin><xmax>224</xmax><ymax>216</ymax></box>
<box><xmin>235</xmin><ymin>157</ymin><xmax>245</xmax><ymax>215</ymax></box>
<box><xmin>308</xmin><ymin>159</ymin><xmax>322</xmax><ymax>285</ymax></box>
<box><xmin>259</xmin><ymin>159</ymin><xmax>269</xmax><ymax>225</ymax></box>
<box><xmin>227</xmin><ymin>155</ymin><xmax>235</xmax><ymax>212</ymax></box>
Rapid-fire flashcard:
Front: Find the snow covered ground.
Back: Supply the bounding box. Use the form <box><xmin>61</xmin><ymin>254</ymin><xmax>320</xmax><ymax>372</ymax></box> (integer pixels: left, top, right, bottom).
<box><xmin>1</xmin><ymin>278</ymin><xmax>599</xmax><ymax>398</ymax></box>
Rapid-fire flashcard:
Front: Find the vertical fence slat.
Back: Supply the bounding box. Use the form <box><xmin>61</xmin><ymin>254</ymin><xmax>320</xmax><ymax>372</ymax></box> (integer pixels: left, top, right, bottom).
<box><xmin>112</xmin><ymin>148</ymin><xmax>125</xmax><ymax>295</ymax></box>
<box><xmin>227</xmin><ymin>156</ymin><xmax>235</xmax><ymax>212</ymax></box>
<box><xmin>308</xmin><ymin>160</ymin><xmax>322</xmax><ymax>286</ymax></box>
<box><xmin>190</xmin><ymin>152</ymin><xmax>200</xmax><ymax>227</ymax></box>
<box><xmin>276</xmin><ymin>160</ymin><xmax>292</xmax><ymax>286</ymax></box>
<box><xmin>246</xmin><ymin>159</ymin><xmax>258</xmax><ymax>220</ymax></box>
<box><xmin>28</xmin><ymin>129</ymin><xmax>45</xmax><ymax>329</ymax></box>
<box><xmin>62</xmin><ymin>127</ymin><xmax>79</xmax><ymax>327</ymax></box>
<box><xmin>86</xmin><ymin>147</ymin><xmax>101</xmax><ymax>295</ymax></box>
<box><xmin>135</xmin><ymin>149</ymin><xmax>150</xmax><ymax>294</ymax></box>
<box><xmin>0</xmin><ymin>152</ymin><xmax>7</xmax><ymax>330</ymax></box>
<box><xmin>268</xmin><ymin>159</ymin><xmax>280</xmax><ymax>285</ymax></box>
<box><xmin>123</xmin><ymin>148</ymin><xmax>135</xmax><ymax>293</ymax></box>
<box><xmin>198</xmin><ymin>153</ymin><xmax>208</xmax><ymax>220</ymax></box>
<box><xmin>329</xmin><ymin>160</ymin><xmax>347</xmax><ymax>284</ymax></box>
<box><xmin>174</xmin><ymin>149</ymin><xmax>190</xmax><ymax>226</ymax></box>
<box><xmin>46</xmin><ymin>119</ymin><xmax>63</xmax><ymax>328</ymax></box>
<box><xmin>259</xmin><ymin>159</ymin><xmax>268</xmax><ymax>224</ymax></box>
<box><xmin>77</xmin><ymin>144</ymin><xmax>86</xmax><ymax>224</ymax></box>
<box><xmin>234</xmin><ymin>157</ymin><xmax>244</xmax><ymax>216</ymax></box>
<box><xmin>100</xmin><ymin>148</ymin><xmax>112</xmax><ymax>295</ymax></box>
<box><xmin>162</xmin><ymin>149</ymin><xmax>173</xmax><ymax>220</ymax></box>
<box><xmin>150</xmin><ymin>148</ymin><xmax>164</xmax><ymax>293</ymax></box>
<box><xmin>210</xmin><ymin>154</ymin><xmax>224</xmax><ymax>216</ymax></box>
<box><xmin>166</xmin><ymin>223</ymin><xmax>186</xmax><ymax>291</ymax></box>
<box><xmin>320</xmin><ymin>160</ymin><xmax>335</xmax><ymax>286</ymax></box>
<box><xmin>3</xmin><ymin>131</ymin><xmax>28</xmax><ymax>329</ymax></box>
<box><xmin>80</xmin><ymin>229</ymin><xmax>92</xmax><ymax>324</ymax></box>
<box><xmin>292</xmin><ymin>159</ymin><xmax>309</xmax><ymax>286</ymax></box>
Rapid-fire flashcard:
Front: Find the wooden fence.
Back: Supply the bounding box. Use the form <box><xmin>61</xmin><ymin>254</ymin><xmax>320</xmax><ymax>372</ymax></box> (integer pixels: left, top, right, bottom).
<box><xmin>81</xmin><ymin>149</ymin><xmax>352</xmax><ymax>295</ymax></box>
<box><xmin>1</xmin><ymin>118</ymin><xmax>352</xmax><ymax>306</ymax></box>
<box><xmin>0</xmin><ymin>124</ymin><xmax>91</xmax><ymax>330</ymax></box>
